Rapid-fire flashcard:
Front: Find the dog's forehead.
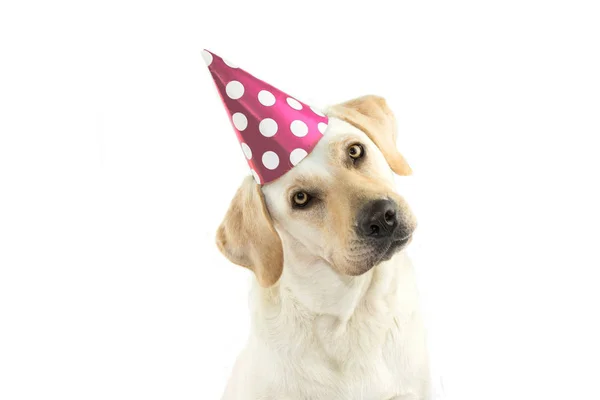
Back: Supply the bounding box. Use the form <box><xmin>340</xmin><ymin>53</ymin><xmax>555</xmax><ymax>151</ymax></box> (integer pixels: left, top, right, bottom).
<box><xmin>263</xmin><ymin>118</ymin><xmax>369</xmax><ymax>193</ymax></box>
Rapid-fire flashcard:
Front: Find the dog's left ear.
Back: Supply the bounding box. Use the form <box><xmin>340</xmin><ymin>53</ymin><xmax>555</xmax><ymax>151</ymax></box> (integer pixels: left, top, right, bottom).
<box><xmin>327</xmin><ymin>95</ymin><xmax>412</xmax><ymax>176</ymax></box>
<box><xmin>216</xmin><ymin>176</ymin><xmax>284</xmax><ymax>287</ymax></box>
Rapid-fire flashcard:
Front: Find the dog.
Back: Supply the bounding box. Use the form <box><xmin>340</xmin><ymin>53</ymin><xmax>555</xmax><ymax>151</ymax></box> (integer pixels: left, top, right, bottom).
<box><xmin>216</xmin><ymin>95</ymin><xmax>431</xmax><ymax>400</ymax></box>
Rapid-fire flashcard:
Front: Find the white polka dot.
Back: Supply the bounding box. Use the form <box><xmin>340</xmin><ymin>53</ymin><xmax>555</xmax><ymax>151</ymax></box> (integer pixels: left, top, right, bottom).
<box><xmin>258</xmin><ymin>90</ymin><xmax>276</xmax><ymax>106</ymax></box>
<box><xmin>311</xmin><ymin>106</ymin><xmax>325</xmax><ymax>117</ymax></box>
<box><xmin>259</xmin><ymin>118</ymin><xmax>278</xmax><ymax>137</ymax></box>
<box><xmin>226</xmin><ymin>81</ymin><xmax>244</xmax><ymax>99</ymax></box>
<box><xmin>250</xmin><ymin>169</ymin><xmax>261</xmax><ymax>184</ymax></box>
<box><xmin>289</xmin><ymin>148</ymin><xmax>308</xmax><ymax>166</ymax></box>
<box><xmin>241</xmin><ymin>143</ymin><xmax>252</xmax><ymax>160</ymax></box>
<box><xmin>290</xmin><ymin>120</ymin><xmax>308</xmax><ymax>137</ymax></box>
<box><xmin>232</xmin><ymin>112</ymin><xmax>248</xmax><ymax>131</ymax></box>
<box><xmin>262</xmin><ymin>151</ymin><xmax>280</xmax><ymax>170</ymax></box>
<box><xmin>201</xmin><ymin>50</ymin><xmax>213</xmax><ymax>66</ymax></box>
<box><xmin>286</xmin><ymin>97</ymin><xmax>302</xmax><ymax>110</ymax></box>
<box><xmin>223</xmin><ymin>59</ymin><xmax>238</xmax><ymax>68</ymax></box>
<box><xmin>318</xmin><ymin>122</ymin><xmax>328</xmax><ymax>134</ymax></box>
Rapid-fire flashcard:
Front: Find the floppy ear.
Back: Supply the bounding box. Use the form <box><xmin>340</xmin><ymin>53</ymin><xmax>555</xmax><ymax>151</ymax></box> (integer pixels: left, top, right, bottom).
<box><xmin>216</xmin><ymin>176</ymin><xmax>283</xmax><ymax>287</ymax></box>
<box><xmin>327</xmin><ymin>95</ymin><xmax>412</xmax><ymax>175</ymax></box>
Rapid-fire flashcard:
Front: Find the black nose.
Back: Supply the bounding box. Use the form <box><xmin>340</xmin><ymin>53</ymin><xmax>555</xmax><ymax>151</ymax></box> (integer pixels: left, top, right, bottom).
<box><xmin>357</xmin><ymin>199</ymin><xmax>398</xmax><ymax>238</ymax></box>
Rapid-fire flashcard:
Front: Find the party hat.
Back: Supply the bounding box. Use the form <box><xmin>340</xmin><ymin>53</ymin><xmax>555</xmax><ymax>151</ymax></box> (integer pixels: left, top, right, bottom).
<box><xmin>202</xmin><ymin>49</ymin><xmax>329</xmax><ymax>184</ymax></box>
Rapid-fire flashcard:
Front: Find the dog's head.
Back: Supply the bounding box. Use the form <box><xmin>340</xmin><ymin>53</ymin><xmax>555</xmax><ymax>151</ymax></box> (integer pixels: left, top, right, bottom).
<box><xmin>216</xmin><ymin>96</ymin><xmax>416</xmax><ymax>287</ymax></box>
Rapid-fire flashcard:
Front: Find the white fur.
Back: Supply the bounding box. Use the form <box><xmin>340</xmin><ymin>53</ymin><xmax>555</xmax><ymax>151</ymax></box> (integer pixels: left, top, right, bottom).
<box><xmin>222</xmin><ymin>119</ymin><xmax>431</xmax><ymax>400</ymax></box>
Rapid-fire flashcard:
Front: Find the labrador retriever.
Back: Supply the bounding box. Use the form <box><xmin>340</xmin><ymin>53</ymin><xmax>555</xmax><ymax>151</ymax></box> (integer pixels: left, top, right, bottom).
<box><xmin>217</xmin><ymin>95</ymin><xmax>431</xmax><ymax>400</ymax></box>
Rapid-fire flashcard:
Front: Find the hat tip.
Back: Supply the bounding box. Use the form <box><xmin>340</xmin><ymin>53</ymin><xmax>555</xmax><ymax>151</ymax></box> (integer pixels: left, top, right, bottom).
<box><xmin>201</xmin><ymin>49</ymin><xmax>213</xmax><ymax>66</ymax></box>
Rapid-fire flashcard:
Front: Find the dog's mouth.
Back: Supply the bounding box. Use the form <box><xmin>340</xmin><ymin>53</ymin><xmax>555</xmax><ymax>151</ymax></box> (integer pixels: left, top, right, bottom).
<box><xmin>378</xmin><ymin>234</ymin><xmax>412</xmax><ymax>262</ymax></box>
<box><xmin>346</xmin><ymin>234</ymin><xmax>413</xmax><ymax>276</ymax></box>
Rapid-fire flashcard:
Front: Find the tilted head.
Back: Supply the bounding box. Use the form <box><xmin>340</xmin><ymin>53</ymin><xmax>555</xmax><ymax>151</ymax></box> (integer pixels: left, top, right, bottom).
<box><xmin>216</xmin><ymin>95</ymin><xmax>416</xmax><ymax>287</ymax></box>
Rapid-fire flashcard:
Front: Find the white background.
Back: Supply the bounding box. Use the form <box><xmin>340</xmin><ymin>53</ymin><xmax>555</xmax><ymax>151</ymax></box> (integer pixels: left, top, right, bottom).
<box><xmin>1</xmin><ymin>1</ymin><xmax>599</xmax><ymax>399</ymax></box>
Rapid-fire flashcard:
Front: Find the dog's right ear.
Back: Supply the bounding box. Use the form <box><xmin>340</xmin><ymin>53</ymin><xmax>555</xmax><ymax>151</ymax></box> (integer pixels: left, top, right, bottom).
<box><xmin>327</xmin><ymin>95</ymin><xmax>412</xmax><ymax>176</ymax></box>
<box><xmin>216</xmin><ymin>176</ymin><xmax>283</xmax><ymax>287</ymax></box>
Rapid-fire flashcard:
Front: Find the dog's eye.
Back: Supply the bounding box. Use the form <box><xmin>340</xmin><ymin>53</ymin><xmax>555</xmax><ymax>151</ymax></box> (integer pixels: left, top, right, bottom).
<box><xmin>292</xmin><ymin>192</ymin><xmax>311</xmax><ymax>208</ymax></box>
<box><xmin>348</xmin><ymin>144</ymin><xmax>364</xmax><ymax>160</ymax></box>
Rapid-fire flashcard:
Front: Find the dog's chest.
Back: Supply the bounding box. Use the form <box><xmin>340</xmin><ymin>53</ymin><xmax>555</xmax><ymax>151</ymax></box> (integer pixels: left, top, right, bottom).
<box><xmin>243</xmin><ymin>256</ymin><xmax>429</xmax><ymax>399</ymax></box>
<box><xmin>274</xmin><ymin>320</ymin><xmax>406</xmax><ymax>400</ymax></box>
<box><xmin>271</xmin><ymin>305</ymin><xmax>425</xmax><ymax>399</ymax></box>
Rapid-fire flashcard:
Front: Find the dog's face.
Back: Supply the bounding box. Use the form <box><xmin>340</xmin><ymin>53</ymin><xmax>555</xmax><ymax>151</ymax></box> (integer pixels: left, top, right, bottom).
<box><xmin>216</xmin><ymin>96</ymin><xmax>416</xmax><ymax>287</ymax></box>
<box><xmin>261</xmin><ymin>117</ymin><xmax>416</xmax><ymax>277</ymax></box>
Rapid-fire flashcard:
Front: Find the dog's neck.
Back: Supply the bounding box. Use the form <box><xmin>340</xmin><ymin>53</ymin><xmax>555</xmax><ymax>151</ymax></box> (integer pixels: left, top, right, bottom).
<box><xmin>248</xmin><ymin>243</ymin><xmax>421</xmax><ymax>372</ymax></box>
<box><xmin>282</xmin><ymin>258</ymin><xmax>374</xmax><ymax>323</ymax></box>
<box><xmin>250</xmin><ymin>240</ymin><xmax>419</xmax><ymax>335</ymax></box>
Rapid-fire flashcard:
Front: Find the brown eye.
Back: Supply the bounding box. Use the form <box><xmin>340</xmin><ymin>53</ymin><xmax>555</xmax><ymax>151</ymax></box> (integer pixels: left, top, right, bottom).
<box><xmin>348</xmin><ymin>144</ymin><xmax>364</xmax><ymax>160</ymax></box>
<box><xmin>292</xmin><ymin>192</ymin><xmax>311</xmax><ymax>207</ymax></box>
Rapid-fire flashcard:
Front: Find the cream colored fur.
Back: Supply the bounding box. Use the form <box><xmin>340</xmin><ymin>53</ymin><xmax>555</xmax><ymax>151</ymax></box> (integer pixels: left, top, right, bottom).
<box><xmin>219</xmin><ymin>112</ymin><xmax>431</xmax><ymax>399</ymax></box>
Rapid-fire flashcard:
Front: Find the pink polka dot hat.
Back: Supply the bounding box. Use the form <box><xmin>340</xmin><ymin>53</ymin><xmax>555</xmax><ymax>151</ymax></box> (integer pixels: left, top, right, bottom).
<box><xmin>202</xmin><ymin>49</ymin><xmax>329</xmax><ymax>185</ymax></box>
